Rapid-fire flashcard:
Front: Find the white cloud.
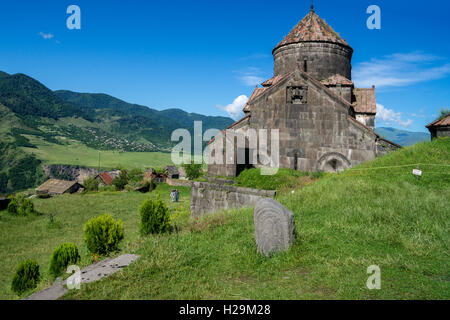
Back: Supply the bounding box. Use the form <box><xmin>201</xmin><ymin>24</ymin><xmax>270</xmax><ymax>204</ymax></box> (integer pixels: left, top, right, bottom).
<box><xmin>235</xmin><ymin>67</ymin><xmax>267</xmax><ymax>87</ymax></box>
<box><xmin>353</xmin><ymin>52</ymin><xmax>450</xmax><ymax>88</ymax></box>
<box><xmin>217</xmin><ymin>95</ymin><xmax>248</xmax><ymax>120</ymax></box>
<box><xmin>240</xmin><ymin>75</ymin><xmax>265</xmax><ymax>86</ymax></box>
<box><xmin>39</xmin><ymin>32</ymin><xmax>54</xmax><ymax>40</ymax></box>
<box><xmin>376</xmin><ymin>103</ymin><xmax>413</xmax><ymax>128</ymax></box>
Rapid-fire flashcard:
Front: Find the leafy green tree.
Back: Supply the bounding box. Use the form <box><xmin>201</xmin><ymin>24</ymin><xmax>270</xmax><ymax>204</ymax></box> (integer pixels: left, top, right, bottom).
<box><xmin>83</xmin><ymin>177</ymin><xmax>99</xmax><ymax>192</ymax></box>
<box><xmin>439</xmin><ymin>108</ymin><xmax>449</xmax><ymax>119</ymax></box>
<box><xmin>0</xmin><ymin>173</ymin><xmax>8</xmax><ymax>194</ymax></box>
<box><xmin>7</xmin><ymin>194</ymin><xmax>36</xmax><ymax>216</ymax></box>
<box><xmin>128</xmin><ymin>168</ymin><xmax>143</xmax><ymax>183</ymax></box>
<box><xmin>112</xmin><ymin>170</ymin><xmax>128</xmax><ymax>191</ymax></box>
<box><xmin>182</xmin><ymin>163</ymin><xmax>203</xmax><ymax>180</ymax></box>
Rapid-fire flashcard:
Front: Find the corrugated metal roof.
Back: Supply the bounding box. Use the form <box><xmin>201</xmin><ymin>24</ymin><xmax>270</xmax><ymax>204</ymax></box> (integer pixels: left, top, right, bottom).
<box><xmin>274</xmin><ymin>7</ymin><xmax>350</xmax><ymax>52</ymax></box>
<box><xmin>426</xmin><ymin>114</ymin><xmax>450</xmax><ymax>128</ymax></box>
<box><xmin>36</xmin><ymin>179</ymin><xmax>78</xmax><ymax>194</ymax></box>
<box><xmin>98</xmin><ymin>172</ymin><xmax>114</xmax><ymax>185</ymax></box>
<box><xmin>353</xmin><ymin>87</ymin><xmax>377</xmax><ymax>114</ymax></box>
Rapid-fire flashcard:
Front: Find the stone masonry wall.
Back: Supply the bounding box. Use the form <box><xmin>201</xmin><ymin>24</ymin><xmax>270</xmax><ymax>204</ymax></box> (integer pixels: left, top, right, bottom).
<box><xmin>273</xmin><ymin>42</ymin><xmax>353</xmax><ymax>81</ymax></box>
<box><xmin>250</xmin><ymin>71</ymin><xmax>377</xmax><ymax>172</ymax></box>
<box><xmin>190</xmin><ymin>181</ymin><xmax>276</xmax><ymax>218</ymax></box>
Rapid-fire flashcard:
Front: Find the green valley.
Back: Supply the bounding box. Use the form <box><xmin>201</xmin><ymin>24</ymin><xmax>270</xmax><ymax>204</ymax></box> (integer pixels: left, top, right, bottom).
<box><xmin>1</xmin><ymin>138</ymin><xmax>448</xmax><ymax>300</ymax></box>
<box><xmin>0</xmin><ymin>71</ymin><xmax>234</xmax><ymax>193</ymax></box>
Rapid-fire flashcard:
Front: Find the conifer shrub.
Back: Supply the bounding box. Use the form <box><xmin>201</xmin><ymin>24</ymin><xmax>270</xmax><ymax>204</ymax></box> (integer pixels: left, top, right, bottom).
<box><xmin>139</xmin><ymin>197</ymin><xmax>172</xmax><ymax>235</ymax></box>
<box><xmin>84</xmin><ymin>213</ymin><xmax>124</xmax><ymax>255</ymax></box>
<box><xmin>49</xmin><ymin>243</ymin><xmax>81</xmax><ymax>277</ymax></box>
<box><xmin>11</xmin><ymin>259</ymin><xmax>40</xmax><ymax>295</ymax></box>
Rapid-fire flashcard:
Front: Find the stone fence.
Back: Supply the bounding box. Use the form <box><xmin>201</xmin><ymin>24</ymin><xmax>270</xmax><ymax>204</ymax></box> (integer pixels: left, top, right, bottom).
<box><xmin>166</xmin><ymin>178</ymin><xmax>193</xmax><ymax>187</ymax></box>
<box><xmin>190</xmin><ymin>181</ymin><xmax>276</xmax><ymax>218</ymax></box>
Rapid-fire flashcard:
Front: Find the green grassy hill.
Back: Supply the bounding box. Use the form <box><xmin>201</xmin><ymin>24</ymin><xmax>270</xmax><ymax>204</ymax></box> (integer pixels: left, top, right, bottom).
<box><xmin>1</xmin><ymin>138</ymin><xmax>448</xmax><ymax>300</ymax></box>
<box><xmin>0</xmin><ymin>71</ymin><xmax>233</xmax><ymax>193</ymax></box>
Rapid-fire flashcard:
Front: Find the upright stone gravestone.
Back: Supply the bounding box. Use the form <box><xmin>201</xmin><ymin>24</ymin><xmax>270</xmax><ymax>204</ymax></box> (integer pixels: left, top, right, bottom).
<box><xmin>254</xmin><ymin>199</ymin><xmax>295</xmax><ymax>256</ymax></box>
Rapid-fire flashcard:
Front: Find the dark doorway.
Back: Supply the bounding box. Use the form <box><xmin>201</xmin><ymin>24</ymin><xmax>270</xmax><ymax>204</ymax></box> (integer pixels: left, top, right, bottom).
<box><xmin>236</xmin><ymin>148</ymin><xmax>254</xmax><ymax>177</ymax></box>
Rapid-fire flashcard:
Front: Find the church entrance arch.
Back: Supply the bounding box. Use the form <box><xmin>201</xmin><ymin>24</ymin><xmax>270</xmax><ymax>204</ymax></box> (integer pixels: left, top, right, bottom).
<box><xmin>316</xmin><ymin>152</ymin><xmax>351</xmax><ymax>173</ymax></box>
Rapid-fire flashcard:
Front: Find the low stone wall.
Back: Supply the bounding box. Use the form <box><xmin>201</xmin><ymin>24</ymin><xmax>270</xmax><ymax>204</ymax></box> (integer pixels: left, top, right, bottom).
<box><xmin>376</xmin><ymin>138</ymin><xmax>401</xmax><ymax>157</ymax></box>
<box><xmin>166</xmin><ymin>178</ymin><xmax>193</xmax><ymax>187</ymax></box>
<box><xmin>190</xmin><ymin>181</ymin><xmax>276</xmax><ymax>218</ymax></box>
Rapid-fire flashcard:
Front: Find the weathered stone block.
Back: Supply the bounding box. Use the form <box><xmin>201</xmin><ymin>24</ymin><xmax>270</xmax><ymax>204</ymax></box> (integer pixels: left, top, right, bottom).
<box><xmin>254</xmin><ymin>199</ymin><xmax>295</xmax><ymax>256</ymax></box>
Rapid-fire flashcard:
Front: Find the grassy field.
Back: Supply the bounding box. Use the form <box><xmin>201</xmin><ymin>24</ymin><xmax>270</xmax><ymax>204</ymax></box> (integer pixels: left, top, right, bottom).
<box><xmin>1</xmin><ymin>138</ymin><xmax>449</xmax><ymax>300</ymax></box>
<box><xmin>62</xmin><ymin>138</ymin><xmax>448</xmax><ymax>300</ymax></box>
<box><xmin>0</xmin><ymin>184</ymin><xmax>191</xmax><ymax>300</ymax></box>
<box><xmin>21</xmin><ymin>135</ymin><xmax>173</xmax><ymax>170</ymax></box>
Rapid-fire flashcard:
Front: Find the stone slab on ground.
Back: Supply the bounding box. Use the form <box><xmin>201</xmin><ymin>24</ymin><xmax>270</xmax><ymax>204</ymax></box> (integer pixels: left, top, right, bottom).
<box><xmin>80</xmin><ymin>254</ymin><xmax>140</xmax><ymax>283</ymax></box>
<box><xmin>24</xmin><ymin>283</ymin><xmax>68</xmax><ymax>300</ymax></box>
<box><xmin>24</xmin><ymin>254</ymin><xmax>140</xmax><ymax>300</ymax></box>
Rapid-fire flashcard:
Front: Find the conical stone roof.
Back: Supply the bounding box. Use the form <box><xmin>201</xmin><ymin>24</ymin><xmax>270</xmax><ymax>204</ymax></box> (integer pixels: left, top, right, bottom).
<box><xmin>274</xmin><ymin>6</ymin><xmax>350</xmax><ymax>52</ymax></box>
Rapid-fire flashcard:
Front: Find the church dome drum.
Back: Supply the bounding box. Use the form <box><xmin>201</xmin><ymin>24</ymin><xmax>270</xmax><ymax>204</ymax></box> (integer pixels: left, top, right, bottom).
<box><xmin>272</xmin><ymin>6</ymin><xmax>353</xmax><ymax>81</ymax></box>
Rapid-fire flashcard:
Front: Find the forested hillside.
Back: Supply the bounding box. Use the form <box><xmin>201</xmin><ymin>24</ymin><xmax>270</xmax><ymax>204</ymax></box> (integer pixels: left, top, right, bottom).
<box><xmin>0</xmin><ymin>71</ymin><xmax>234</xmax><ymax>194</ymax></box>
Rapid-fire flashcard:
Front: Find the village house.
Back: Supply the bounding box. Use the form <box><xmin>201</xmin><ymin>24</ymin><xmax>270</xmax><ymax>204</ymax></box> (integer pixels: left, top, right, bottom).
<box><xmin>144</xmin><ymin>168</ymin><xmax>167</xmax><ymax>183</ymax></box>
<box><xmin>426</xmin><ymin>113</ymin><xmax>450</xmax><ymax>140</ymax></box>
<box><xmin>95</xmin><ymin>172</ymin><xmax>114</xmax><ymax>186</ymax></box>
<box><xmin>35</xmin><ymin>179</ymin><xmax>84</xmax><ymax>195</ymax></box>
<box><xmin>165</xmin><ymin>166</ymin><xmax>180</xmax><ymax>179</ymax></box>
<box><xmin>207</xmin><ymin>5</ymin><xmax>399</xmax><ymax>176</ymax></box>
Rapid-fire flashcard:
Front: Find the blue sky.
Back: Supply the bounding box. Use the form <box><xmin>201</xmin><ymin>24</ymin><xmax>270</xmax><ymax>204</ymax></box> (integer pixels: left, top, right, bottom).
<box><xmin>0</xmin><ymin>0</ymin><xmax>449</xmax><ymax>133</ymax></box>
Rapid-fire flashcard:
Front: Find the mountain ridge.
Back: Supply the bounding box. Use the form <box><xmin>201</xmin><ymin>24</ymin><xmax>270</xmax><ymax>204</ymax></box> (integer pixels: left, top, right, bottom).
<box><xmin>375</xmin><ymin>127</ymin><xmax>430</xmax><ymax>146</ymax></box>
<box><xmin>0</xmin><ymin>71</ymin><xmax>234</xmax><ymax>193</ymax></box>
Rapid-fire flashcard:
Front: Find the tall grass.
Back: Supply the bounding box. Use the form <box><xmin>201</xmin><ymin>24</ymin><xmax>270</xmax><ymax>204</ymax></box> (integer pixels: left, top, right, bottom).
<box><xmin>62</xmin><ymin>138</ymin><xmax>449</xmax><ymax>300</ymax></box>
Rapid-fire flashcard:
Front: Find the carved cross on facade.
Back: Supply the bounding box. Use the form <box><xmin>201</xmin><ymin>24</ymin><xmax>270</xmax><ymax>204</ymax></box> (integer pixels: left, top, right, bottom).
<box><xmin>287</xmin><ymin>86</ymin><xmax>308</xmax><ymax>104</ymax></box>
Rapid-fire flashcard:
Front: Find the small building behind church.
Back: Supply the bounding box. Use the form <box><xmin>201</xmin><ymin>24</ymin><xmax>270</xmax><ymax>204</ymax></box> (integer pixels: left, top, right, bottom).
<box><xmin>426</xmin><ymin>113</ymin><xmax>450</xmax><ymax>140</ymax></box>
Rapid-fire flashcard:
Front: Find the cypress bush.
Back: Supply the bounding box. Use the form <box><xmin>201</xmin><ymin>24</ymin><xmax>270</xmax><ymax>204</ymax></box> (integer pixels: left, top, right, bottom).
<box><xmin>139</xmin><ymin>197</ymin><xmax>172</xmax><ymax>235</ymax></box>
<box><xmin>49</xmin><ymin>243</ymin><xmax>80</xmax><ymax>277</ymax></box>
<box><xmin>11</xmin><ymin>259</ymin><xmax>40</xmax><ymax>295</ymax></box>
<box><xmin>84</xmin><ymin>213</ymin><xmax>124</xmax><ymax>255</ymax></box>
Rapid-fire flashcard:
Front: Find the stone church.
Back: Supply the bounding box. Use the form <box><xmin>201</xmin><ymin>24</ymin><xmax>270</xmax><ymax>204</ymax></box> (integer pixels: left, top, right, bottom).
<box><xmin>208</xmin><ymin>6</ymin><xmax>400</xmax><ymax>176</ymax></box>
